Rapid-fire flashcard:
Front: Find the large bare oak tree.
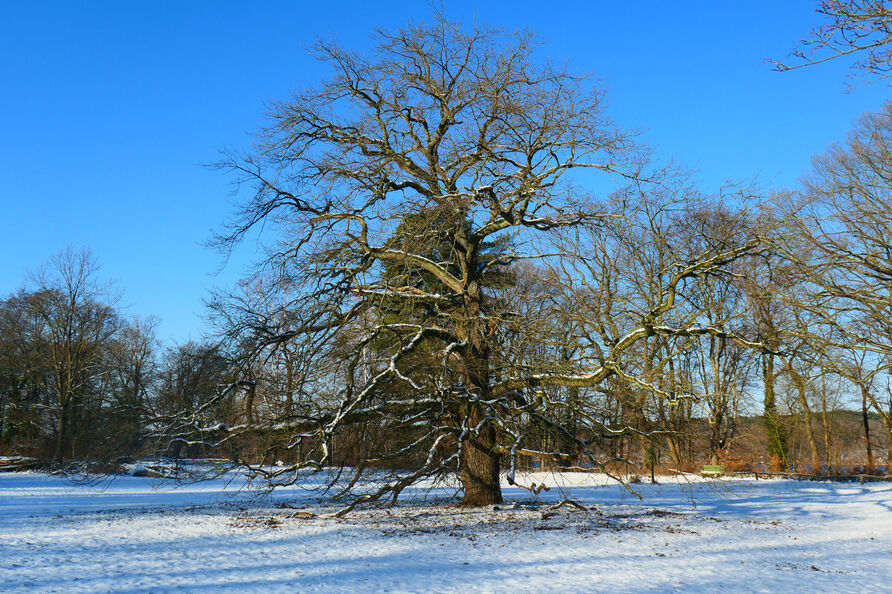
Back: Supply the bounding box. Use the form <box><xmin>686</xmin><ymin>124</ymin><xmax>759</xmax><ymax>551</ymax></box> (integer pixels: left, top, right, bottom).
<box><xmin>162</xmin><ymin>19</ymin><xmax>766</xmax><ymax>509</ymax></box>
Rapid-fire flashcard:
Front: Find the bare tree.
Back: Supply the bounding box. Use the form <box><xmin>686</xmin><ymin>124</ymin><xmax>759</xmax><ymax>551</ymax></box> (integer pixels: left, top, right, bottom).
<box><xmin>104</xmin><ymin>316</ymin><xmax>158</xmax><ymax>456</ymax></box>
<box><xmin>682</xmin><ymin>205</ymin><xmax>758</xmax><ymax>466</ymax></box>
<box><xmin>0</xmin><ymin>296</ymin><xmax>45</xmax><ymax>454</ymax></box>
<box><xmin>0</xmin><ymin>249</ymin><xmax>120</xmax><ymax>463</ymax></box>
<box><xmin>740</xmin><ymin>243</ymin><xmax>795</xmax><ymax>471</ymax></box>
<box><xmin>788</xmin><ymin>102</ymin><xmax>892</xmax><ymax>469</ymax></box>
<box><xmin>773</xmin><ymin>0</ymin><xmax>892</xmax><ymax>87</ymax></box>
<box><xmin>162</xmin><ymin>18</ymin><xmax>767</xmax><ymax>509</ymax></box>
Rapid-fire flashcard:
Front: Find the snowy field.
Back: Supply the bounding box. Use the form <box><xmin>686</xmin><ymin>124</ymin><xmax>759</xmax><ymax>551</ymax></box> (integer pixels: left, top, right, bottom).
<box><xmin>1</xmin><ymin>471</ymin><xmax>891</xmax><ymax>593</ymax></box>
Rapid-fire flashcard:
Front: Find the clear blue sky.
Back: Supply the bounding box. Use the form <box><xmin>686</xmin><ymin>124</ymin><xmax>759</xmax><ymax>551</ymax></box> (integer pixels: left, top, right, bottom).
<box><xmin>1</xmin><ymin>1</ymin><xmax>887</xmax><ymax>343</ymax></box>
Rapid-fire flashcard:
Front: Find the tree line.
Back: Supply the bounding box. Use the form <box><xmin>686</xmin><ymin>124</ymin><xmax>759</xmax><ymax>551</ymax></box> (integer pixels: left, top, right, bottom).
<box><xmin>0</xmin><ymin>249</ymin><xmax>232</xmax><ymax>464</ymax></box>
<box><xmin>2</xmin><ymin>5</ymin><xmax>891</xmax><ymax>508</ymax></box>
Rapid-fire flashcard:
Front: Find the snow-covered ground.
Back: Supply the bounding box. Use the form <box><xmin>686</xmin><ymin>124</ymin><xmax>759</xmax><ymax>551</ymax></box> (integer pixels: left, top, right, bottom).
<box><xmin>1</xmin><ymin>471</ymin><xmax>890</xmax><ymax>592</ymax></box>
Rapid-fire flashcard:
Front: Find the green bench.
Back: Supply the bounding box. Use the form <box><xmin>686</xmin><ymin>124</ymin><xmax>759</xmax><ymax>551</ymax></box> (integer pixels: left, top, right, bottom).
<box><xmin>700</xmin><ymin>464</ymin><xmax>725</xmax><ymax>477</ymax></box>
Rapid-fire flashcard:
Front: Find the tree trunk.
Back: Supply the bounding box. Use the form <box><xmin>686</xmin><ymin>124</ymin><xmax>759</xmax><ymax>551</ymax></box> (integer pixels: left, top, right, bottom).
<box><xmin>459</xmin><ymin>411</ymin><xmax>502</xmax><ymax>506</ymax></box>
<box><xmin>787</xmin><ymin>364</ymin><xmax>821</xmax><ymax>474</ymax></box>
<box><xmin>860</xmin><ymin>382</ymin><xmax>891</xmax><ymax>475</ymax></box>
<box><xmin>456</xmin><ymin>281</ymin><xmax>502</xmax><ymax>507</ymax></box>
<box><xmin>54</xmin><ymin>397</ymin><xmax>70</xmax><ymax>464</ymax></box>
<box><xmin>800</xmin><ymin>404</ymin><xmax>821</xmax><ymax>474</ymax></box>
<box><xmin>886</xmin><ymin>431</ymin><xmax>892</xmax><ymax>475</ymax></box>
<box><xmin>819</xmin><ymin>373</ymin><xmax>833</xmax><ymax>474</ymax></box>
<box><xmin>884</xmin><ymin>418</ymin><xmax>892</xmax><ymax>476</ymax></box>
<box><xmin>861</xmin><ymin>386</ymin><xmax>876</xmax><ymax>470</ymax></box>
<box><xmin>763</xmin><ymin>353</ymin><xmax>788</xmax><ymax>470</ymax></box>
<box><xmin>54</xmin><ymin>418</ymin><xmax>65</xmax><ymax>464</ymax></box>
<box><xmin>245</xmin><ymin>383</ymin><xmax>255</xmax><ymax>426</ymax></box>
<box><xmin>708</xmin><ymin>409</ymin><xmax>725</xmax><ymax>465</ymax></box>
<box><xmin>284</xmin><ymin>354</ymin><xmax>294</xmax><ymax>417</ymax></box>
<box><xmin>664</xmin><ymin>435</ymin><xmax>683</xmax><ymax>467</ymax></box>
